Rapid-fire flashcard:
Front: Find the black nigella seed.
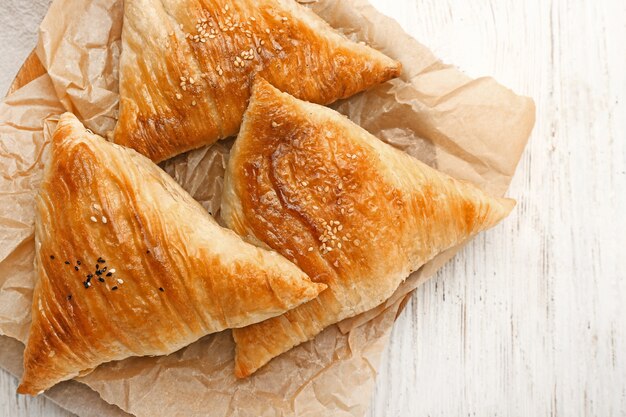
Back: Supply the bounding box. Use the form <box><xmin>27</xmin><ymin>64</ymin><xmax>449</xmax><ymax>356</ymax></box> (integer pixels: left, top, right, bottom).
<box><xmin>83</xmin><ymin>281</ymin><xmax>90</xmax><ymax>289</ymax></box>
<box><xmin>50</xmin><ymin>255</ymin><xmax>55</xmax><ymax>260</ymax></box>
<box><xmin>159</xmin><ymin>287</ymin><xmax>164</xmax><ymax>292</ymax></box>
<box><xmin>97</xmin><ymin>258</ymin><xmax>106</xmax><ymax>263</ymax></box>
<box><xmin>111</xmin><ymin>286</ymin><xmax>118</xmax><ymax>291</ymax></box>
<box><xmin>146</xmin><ymin>250</ymin><xmax>151</xmax><ymax>254</ymax></box>
<box><xmin>74</xmin><ymin>266</ymin><xmax>79</xmax><ymax>271</ymax></box>
<box><xmin>102</xmin><ymin>266</ymin><xmax>107</xmax><ymax>272</ymax></box>
<box><xmin>77</xmin><ymin>260</ymin><xmax>81</xmax><ymax>265</ymax></box>
<box><xmin>87</xmin><ymin>274</ymin><xmax>93</xmax><ymax>279</ymax></box>
<box><xmin>106</xmin><ymin>272</ymin><xmax>112</xmax><ymax>277</ymax></box>
<box><xmin>98</xmin><ymin>277</ymin><xmax>105</xmax><ymax>283</ymax></box>
<box><xmin>95</xmin><ymin>270</ymin><xmax>102</xmax><ymax>276</ymax></box>
<box><xmin>65</xmin><ymin>261</ymin><xmax>70</xmax><ymax>265</ymax></box>
<box><xmin>67</xmin><ymin>294</ymin><xmax>72</xmax><ymax>300</ymax></box>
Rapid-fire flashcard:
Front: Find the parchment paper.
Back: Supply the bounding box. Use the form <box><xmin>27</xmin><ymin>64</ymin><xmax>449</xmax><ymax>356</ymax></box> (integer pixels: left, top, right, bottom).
<box><xmin>0</xmin><ymin>0</ymin><xmax>535</xmax><ymax>415</ymax></box>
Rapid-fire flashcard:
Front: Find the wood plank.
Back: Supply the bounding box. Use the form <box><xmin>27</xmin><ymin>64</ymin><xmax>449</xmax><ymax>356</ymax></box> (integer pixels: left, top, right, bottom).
<box><xmin>367</xmin><ymin>0</ymin><xmax>626</xmax><ymax>416</ymax></box>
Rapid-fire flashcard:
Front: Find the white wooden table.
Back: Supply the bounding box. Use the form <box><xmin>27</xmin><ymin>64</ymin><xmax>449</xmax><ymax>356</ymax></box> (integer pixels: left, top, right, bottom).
<box><xmin>1</xmin><ymin>0</ymin><xmax>624</xmax><ymax>416</ymax></box>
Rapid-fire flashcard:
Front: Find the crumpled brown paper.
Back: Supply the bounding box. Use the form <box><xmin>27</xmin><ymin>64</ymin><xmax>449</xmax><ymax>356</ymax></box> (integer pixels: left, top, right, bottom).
<box><xmin>0</xmin><ymin>0</ymin><xmax>535</xmax><ymax>415</ymax></box>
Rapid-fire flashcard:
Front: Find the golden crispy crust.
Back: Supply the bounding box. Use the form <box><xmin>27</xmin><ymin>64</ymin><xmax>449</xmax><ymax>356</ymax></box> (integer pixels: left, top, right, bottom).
<box><xmin>114</xmin><ymin>0</ymin><xmax>402</xmax><ymax>162</ymax></box>
<box><xmin>221</xmin><ymin>80</ymin><xmax>516</xmax><ymax>377</ymax></box>
<box><xmin>17</xmin><ymin>113</ymin><xmax>325</xmax><ymax>395</ymax></box>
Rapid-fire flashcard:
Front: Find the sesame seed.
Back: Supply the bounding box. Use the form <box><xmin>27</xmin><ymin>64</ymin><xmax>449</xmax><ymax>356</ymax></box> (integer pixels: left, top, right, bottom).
<box><xmin>102</xmin><ymin>216</ymin><xmax>108</xmax><ymax>224</ymax></box>
<box><xmin>176</xmin><ymin>93</ymin><xmax>182</xmax><ymax>100</ymax></box>
<box><xmin>308</xmin><ymin>247</ymin><xmax>314</xmax><ymax>252</ymax></box>
<box><xmin>271</xmin><ymin>121</ymin><xmax>280</xmax><ymax>128</ymax></box>
<box><xmin>282</xmin><ymin>16</ymin><xmax>288</xmax><ymax>21</ymax></box>
<box><xmin>189</xmin><ymin>77</ymin><xmax>195</xmax><ymax>84</ymax></box>
<box><xmin>117</xmin><ymin>279</ymin><xmax>124</xmax><ymax>284</ymax></box>
<box><xmin>192</xmin><ymin>100</ymin><xmax>197</xmax><ymax>106</ymax></box>
<box><xmin>224</xmin><ymin>4</ymin><xmax>229</xmax><ymax>11</ymax></box>
<box><xmin>265</xmin><ymin>28</ymin><xmax>270</xmax><ymax>34</ymax></box>
<box><xmin>354</xmin><ymin>239</ymin><xmax>361</xmax><ymax>246</ymax></box>
<box><xmin>109</xmin><ymin>268</ymin><xmax>116</xmax><ymax>274</ymax></box>
<box><xmin>93</xmin><ymin>203</ymin><xmax>101</xmax><ymax>210</ymax></box>
<box><xmin>333</xmin><ymin>260</ymin><xmax>339</xmax><ymax>267</ymax></box>
<box><xmin>90</xmin><ymin>216</ymin><xmax>97</xmax><ymax>223</ymax></box>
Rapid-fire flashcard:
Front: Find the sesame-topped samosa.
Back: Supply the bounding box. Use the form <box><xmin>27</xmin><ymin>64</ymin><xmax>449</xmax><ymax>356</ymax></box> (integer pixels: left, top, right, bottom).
<box><xmin>17</xmin><ymin>113</ymin><xmax>325</xmax><ymax>395</ymax></box>
<box><xmin>114</xmin><ymin>0</ymin><xmax>401</xmax><ymax>162</ymax></box>
<box><xmin>221</xmin><ymin>80</ymin><xmax>515</xmax><ymax>377</ymax></box>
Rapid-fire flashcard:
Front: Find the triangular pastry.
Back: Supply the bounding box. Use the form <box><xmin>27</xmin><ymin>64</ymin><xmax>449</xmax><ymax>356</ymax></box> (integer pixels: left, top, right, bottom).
<box><xmin>17</xmin><ymin>113</ymin><xmax>325</xmax><ymax>395</ymax></box>
<box><xmin>221</xmin><ymin>79</ymin><xmax>516</xmax><ymax>377</ymax></box>
<box><xmin>114</xmin><ymin>0</ymin><xmax>401</xmax><ymax>162</ymax></box>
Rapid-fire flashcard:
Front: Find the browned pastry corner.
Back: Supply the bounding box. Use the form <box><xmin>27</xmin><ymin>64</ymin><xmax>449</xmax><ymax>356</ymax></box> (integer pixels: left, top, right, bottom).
<box><xmin>17</xmin><ymin>113</ymin><xmax>325</xmax><ymax>395</ymax></box>
<box><xmin>221</xmin><ymin>79</ymin><xmax>516</xmax><ymax>378</ymax></box>
<box><xmin>114</xmin><ymin>0</ymin><xmax>402</xmax><ymax>162</ymax></box>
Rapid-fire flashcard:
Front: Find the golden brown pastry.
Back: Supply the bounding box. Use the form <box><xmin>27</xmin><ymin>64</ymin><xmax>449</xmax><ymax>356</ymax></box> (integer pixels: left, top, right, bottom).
<box><xmin>17</xmin><ymin>113</ymin><xmax>325</xmax><ymax>395</ymax></box>
<box><xmin>221</xmin><ymin>79</ymin><xmax>516</xmax><ymax>377</ymax></box>
<box><xmin>114</xmin><ymin>0</ymin><xmax>401</xmax><ymax>162</ymax></box>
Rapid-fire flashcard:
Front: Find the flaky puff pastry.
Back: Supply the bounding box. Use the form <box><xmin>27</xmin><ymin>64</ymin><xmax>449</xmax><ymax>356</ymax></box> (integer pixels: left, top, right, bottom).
<box><xmin>221</xmin><ymin>79</ymin><xmax>516</xmax><ymax>377</ymax></box>
<box><xmin>17</xmin><ymin>113</ymin><xmax>325</xmax><ymax>395</ymax></box>
<box><xmin>113</xmin><ymin>0</ymin><xmax>401</xmax><ymax>162</ymax></box>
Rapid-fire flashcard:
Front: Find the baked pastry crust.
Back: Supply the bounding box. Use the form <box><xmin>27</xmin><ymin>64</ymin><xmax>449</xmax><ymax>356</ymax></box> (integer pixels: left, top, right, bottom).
<box><xmin>114</xmin><ymin>0</ymin><xmax>401</xmax><ymax>162</ymax></box>
<box><xmin>222</xmin><ymin>79</ymin><xmax>516</xmax><ymax>377</ymax></box>
<box><xmin>17</xmin><ymin>113</ymin><xmax>325</xmax><ymax>395</ymax></box>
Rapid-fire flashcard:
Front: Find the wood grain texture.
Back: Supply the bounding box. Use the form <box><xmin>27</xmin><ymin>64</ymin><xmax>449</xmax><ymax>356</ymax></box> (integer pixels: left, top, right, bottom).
<box><xmin>366</xmin><ymin>0</ymin><xmax>626</xmax><ymax>416</ymax></box>
<box><xmin>1</xmin><ymin>0</ymin><xmax>625</xmax><ymax>416</ymax></box>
